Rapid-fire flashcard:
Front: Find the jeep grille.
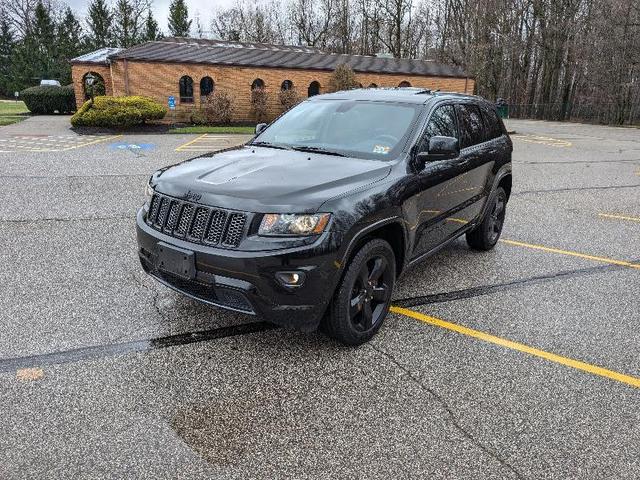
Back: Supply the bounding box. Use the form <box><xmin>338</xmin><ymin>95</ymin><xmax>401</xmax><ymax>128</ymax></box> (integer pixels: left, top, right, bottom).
<box><xmin>146</xmin><ymin>193</ymin><xmax>247</xmax><ymax>248</ymax></box>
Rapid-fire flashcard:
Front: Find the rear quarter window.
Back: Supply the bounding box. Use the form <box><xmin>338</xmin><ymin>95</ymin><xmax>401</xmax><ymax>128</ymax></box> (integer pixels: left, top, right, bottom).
<box><xmin>456</xmin><ymin>104</ymin><xmax>485</xmax><ymax>148</ymax></box>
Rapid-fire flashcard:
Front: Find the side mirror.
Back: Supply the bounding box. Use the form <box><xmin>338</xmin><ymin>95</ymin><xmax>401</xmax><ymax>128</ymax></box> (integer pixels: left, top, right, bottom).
<box><xmin>416</xmin><ymin>136</ymin><xmax>460</xmax><ymax>164</ymax></box>
<box><xmin>255</xmin><ymin>123</ymin><xmax>268</xmax><ymax>135</ymax></box>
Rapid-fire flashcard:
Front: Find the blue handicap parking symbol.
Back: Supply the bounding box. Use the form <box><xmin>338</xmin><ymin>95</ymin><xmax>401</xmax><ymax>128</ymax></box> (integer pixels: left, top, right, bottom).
<box><xmin>109</xmin><ymin>142</ymin><xmax>155</xmax><ymax>151</ymax></box>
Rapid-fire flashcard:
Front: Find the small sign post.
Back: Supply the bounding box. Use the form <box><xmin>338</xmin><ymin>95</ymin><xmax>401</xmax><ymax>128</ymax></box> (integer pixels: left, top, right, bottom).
<box><xmin>14</xmin><ymin>91</ymin><xmax>19</xmax><ymax>102</ymax></box>
<box><xmin>168</xmin><ymin>95</ymin><xmax>176</xmax><ymax>126</ymax></box>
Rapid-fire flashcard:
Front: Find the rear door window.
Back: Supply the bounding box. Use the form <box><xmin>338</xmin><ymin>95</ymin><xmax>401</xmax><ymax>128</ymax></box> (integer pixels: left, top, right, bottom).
<box><xmin>456</xmin><ymin>104</ymin><xmax>485</xmax><ymax>148</ymax></box>
<box><xmin>479</xmin><ymin>104</ymin><xmax>503</xmax><ymax>140</ymax></box>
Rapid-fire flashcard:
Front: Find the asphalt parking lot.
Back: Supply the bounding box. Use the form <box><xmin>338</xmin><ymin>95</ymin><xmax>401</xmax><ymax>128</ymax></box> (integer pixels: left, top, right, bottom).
<box><xmin>0</xmin><ymin>116</ymin><xmax>638</xmax><ymax>479</ymax></box>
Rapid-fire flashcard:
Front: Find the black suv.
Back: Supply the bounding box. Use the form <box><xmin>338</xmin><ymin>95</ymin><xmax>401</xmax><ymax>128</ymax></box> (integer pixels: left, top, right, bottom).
<box><xmin>137</xmin><ymin>88</ymin><xmax>512</xmax><ymax>345</ymax></box>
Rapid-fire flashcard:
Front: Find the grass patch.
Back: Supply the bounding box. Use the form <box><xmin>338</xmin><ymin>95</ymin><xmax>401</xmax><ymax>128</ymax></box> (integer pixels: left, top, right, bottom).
<box><xmin>169</xmin><ymin>125</ymin><xmax>255</xmax><ymax>134</ymax></box>
<box><xmin>0</xmin><ymin>116</ymin><xmax>27</xmax><ymax>126</ymax></box>
<box><xmin>0</xmin><ymin>100</ymin><xmax>30</xmax><ymax>126</ymax></box>
<box><xmin>0</xmin><ymin>100</ymin><xmax>29</xmax><ymax>116</ymax></box>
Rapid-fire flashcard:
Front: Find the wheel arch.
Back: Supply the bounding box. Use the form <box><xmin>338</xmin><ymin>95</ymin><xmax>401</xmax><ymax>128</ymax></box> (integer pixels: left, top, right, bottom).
<box><xmin>340</xmin><ymin>218</ymin><xmax>408</xmax><ymax>278</ymax></box>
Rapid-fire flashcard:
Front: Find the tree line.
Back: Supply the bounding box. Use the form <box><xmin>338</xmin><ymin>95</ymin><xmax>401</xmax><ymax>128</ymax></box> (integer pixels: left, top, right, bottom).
<box><xmin>209</xmin><ymin>0</ymin><xmax>640</xmax><ymax>124</ymax></box>
<box><xmin>0</xmin><ymin>0</ymin><xmax>191</xmax><ymax>95</ymax></box>
<box><xmin>1</xmin><ymin>0</ymin><xmax>638</xmax><ymax>124</ymax></box>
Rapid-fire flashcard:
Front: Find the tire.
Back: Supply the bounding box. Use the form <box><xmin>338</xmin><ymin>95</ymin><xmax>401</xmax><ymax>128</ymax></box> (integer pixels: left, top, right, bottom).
<box><xmin>466</xmin><ymin>186</ymin><xmax>507</xmax><ymax>251</ymax></box>
<box><xmin>323</xmin><ymin>239</ymin><xmax>396</xmax><ymax>346</ymax></box>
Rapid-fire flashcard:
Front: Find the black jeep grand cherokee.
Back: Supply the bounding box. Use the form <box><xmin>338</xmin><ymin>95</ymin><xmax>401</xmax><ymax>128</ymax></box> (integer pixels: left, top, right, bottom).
<box><xmin>137</xmin><ymin>88</ymin><xmax>512</xmax><ymax>345</ymax></box>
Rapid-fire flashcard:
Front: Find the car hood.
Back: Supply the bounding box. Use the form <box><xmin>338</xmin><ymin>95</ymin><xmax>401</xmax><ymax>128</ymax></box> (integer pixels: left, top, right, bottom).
<box><xmin>153</xmin><ymin>146</ymin><xmax>392</xmax><ymax>213</ymax></box>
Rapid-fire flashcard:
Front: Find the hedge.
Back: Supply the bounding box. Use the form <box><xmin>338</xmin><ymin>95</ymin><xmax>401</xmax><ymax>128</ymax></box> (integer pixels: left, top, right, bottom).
<box><xmin>21</xmin><ymin>85</ymin><xmax>76</xmax><ymax>114</ymax></box>
<box><xmin>70</xmin><ymin>96</ymin><xmax>167</xmax><ymax>128</ymax></box>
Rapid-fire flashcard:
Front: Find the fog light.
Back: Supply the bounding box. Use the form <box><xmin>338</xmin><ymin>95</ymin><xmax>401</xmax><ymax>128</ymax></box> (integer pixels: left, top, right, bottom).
<box><xmin>275</xmin><ymin>271</ymin><xmax>306</xmax><ymax>288</ymax></box>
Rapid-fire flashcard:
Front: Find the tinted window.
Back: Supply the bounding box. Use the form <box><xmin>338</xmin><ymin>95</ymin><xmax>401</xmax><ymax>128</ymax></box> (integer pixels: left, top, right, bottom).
<box><xmin>425</xmin><ymin>105</ymin><xmax>458</xmax><ymax>140</ymax></box>
<box><xmin>480</xmin><ymin>104</ymin><xmax>503</xmax><ymax>140</ymax></box>
<box><xmin>457</xmin><ymin>104</ymin><xmax>485</xmax><ymax>148</ymax></box>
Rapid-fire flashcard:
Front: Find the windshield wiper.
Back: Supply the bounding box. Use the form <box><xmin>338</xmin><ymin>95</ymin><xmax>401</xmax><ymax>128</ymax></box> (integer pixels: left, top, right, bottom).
<box><xmin>250</xmin><ymin>141</ymin><xmax>292</xmax><ymax>151</ymax></box>
<box><xmin>290</xmin><ymin>146</ymin><xmax>346</xmax><ymax>157</ymax></box>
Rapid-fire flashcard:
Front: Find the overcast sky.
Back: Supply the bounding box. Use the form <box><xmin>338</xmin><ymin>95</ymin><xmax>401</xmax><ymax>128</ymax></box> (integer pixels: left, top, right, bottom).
<box><xmin>65</xmin><ymin>0</ymin><xmax>236</xmax><ymax>34</ymax></box>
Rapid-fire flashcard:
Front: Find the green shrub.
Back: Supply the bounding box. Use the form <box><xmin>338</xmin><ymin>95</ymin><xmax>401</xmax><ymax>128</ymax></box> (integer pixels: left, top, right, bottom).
<box><xmin>70</xmin><ymin>96</ymin><xmax>167</xmax><ymax>128</ymax></box>
<box><xmin>21</xmin><ymin>85</ymin><xmax>76</xmax><ymax>114</ymax></box>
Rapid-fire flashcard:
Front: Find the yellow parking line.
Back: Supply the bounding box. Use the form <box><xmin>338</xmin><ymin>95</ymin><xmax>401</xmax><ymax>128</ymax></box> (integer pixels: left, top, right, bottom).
<box><xmin>500</xmin><ymin>239</ymin><xmax>640</xmax><ymax>270</ymax></box>
<box><xmin>598</xmin><ymin>213</ymin><xmax>640</xmax><ymax>223</ymax></box>
<box><xmin>175</xmin><ymin>133</ymin><xmax>208</xmax><ymax>152</ymax></box>
<box><xmin>62</xmin><ymin>134</ymin><xmax>123</xmax><ymax>151</ymax></box>
<box><xmin>511</xmin><ymin>134</ymin><xmax>572</xmax><ymax>148</ymax></box>
<box><xmin>390</xmin><ymin>307</ymin><xmax>640</xmax><ymax>389</ymax></box>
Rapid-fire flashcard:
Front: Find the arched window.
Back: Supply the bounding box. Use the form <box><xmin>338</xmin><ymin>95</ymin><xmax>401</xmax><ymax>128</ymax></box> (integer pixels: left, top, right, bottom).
<box><xmin>368</xmin><ymin>83</ymin><xmax>378</xmax><ymax>88</ymax></box>
<box><xmin>179</xmin><ymin>75</ymin><xmax>194</xmax><ymax>103</ymax></box>
<box><xmin>251</xmin><ymin>78</ymin><xmax>265</xmax><ymax>91</ymax></box>
<box><xmin>281</xmin><ymin>80</ymin><xmax>293</xmax><ymax>91</ymax></box>
<box><xmin>398</xmin><ymin>81</ymin><xmax>412</xmax><ymax>87</ymax></box>
<box><xmin>307</xmin><ymin>81</ymin><xmax>320</xmax><ymax>97</ymax></box>
<box><xmin>200</xmin><ymin>76</ymin><xmax>214</xmax><ymax>98</ymax></box>
<box><xmin>82</xmin><ymin>71</ymin><xmax>106</xmax><ymax>100</ymax></box>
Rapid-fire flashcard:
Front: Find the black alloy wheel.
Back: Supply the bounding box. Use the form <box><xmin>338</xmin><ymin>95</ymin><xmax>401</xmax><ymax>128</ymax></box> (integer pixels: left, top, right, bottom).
<box><xmin>466</xmin><ymin>186</ymin><xmax>507</xmax><ymax>251</ymax></box>
<box><xmin>349</xmin><ymin>256</ymin><xmax>392</xmax><ymax>332</ymax></box>
<box><xmin>324</xmin><ymin>239</ymin><xmax>396</xmax><ymax>345</ymax></box>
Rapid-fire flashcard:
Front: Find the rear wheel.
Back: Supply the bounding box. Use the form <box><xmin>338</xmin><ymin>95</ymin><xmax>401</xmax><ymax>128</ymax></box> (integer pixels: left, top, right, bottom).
<box><xmin>324</xmin><ymin>239</ymin><xmax>395</xmax><ymax>345</ymax></box>
<box><xmin>466</xmin><ymin>186</ymin><xmax>507</xmax><ymax>251</ymax></box>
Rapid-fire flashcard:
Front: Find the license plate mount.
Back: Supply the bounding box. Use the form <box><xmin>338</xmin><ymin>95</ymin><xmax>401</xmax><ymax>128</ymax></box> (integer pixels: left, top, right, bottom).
<box><xmin>155</xmin><ymin>242</ymin><xmax>196</xmax><ymax>280</ymax></box>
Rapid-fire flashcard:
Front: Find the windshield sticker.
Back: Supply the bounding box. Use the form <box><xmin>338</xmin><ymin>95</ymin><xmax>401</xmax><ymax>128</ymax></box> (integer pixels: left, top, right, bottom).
<box><xmin>373</xmin><ymin>145</ymin><xmax>391</xmax><ymax>154</ymax></box>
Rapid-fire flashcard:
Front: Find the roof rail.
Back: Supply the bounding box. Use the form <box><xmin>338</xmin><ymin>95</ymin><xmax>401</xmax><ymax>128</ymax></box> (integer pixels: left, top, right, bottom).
<box><xmin>415</xmin><ymin>89</ymin><xmax>432</xmax><ymax>95</ymax></box>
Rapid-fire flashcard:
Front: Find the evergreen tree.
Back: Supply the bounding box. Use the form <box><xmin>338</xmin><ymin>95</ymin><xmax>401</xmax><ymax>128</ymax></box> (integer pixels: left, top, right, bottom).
<box><xmin>10</xmin><ymin>1</ymin><xmax>56</xmax><ymax>90</ymax></box>
<box><xmin>168</xmin><ymin>0</ymin><xmax>191</xmax><ymax>37</ymax></box>
<box><xmin>57</xmin><ymin>7</ymin><xmax>84</xmax><ymax>84</ymax></box>
<box><xmin>142</xmin><ymin>9</ymin><xmax>161</xmax><ymax>41</ymax></box>
<box><xmin>113</xmin><ymin>0</ymin><xmax>135</xmax><ymax>47</ymax></box>
<box><xmin>0</xmin><ymin>10</ymin><xmax>15</xmax><ymax>96</ymax></box>
<box><xmin>85</xmin><ymin>0</ymin><xmax>113</xmax><ymax>49</ymax></box>
<box><xmin>113</xmin><ymin>0</ymin><xmax>148</xmax><ymax>47</ymax></box>
<box><xmin>29</xmin><ymin>1</ymin><xmax>57</xmax><ymax>80</ymax></box>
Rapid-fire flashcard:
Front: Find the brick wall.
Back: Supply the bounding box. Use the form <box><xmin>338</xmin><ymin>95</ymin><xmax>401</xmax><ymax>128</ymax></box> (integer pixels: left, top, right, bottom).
<box><xmin>71</xmin><ymin>64</ymin><xmax>113</xmax><ymax>108</ymax></box>
<box><xmin>75</xmin><ymin>59</ymin><xmax>475</xmax><ymax>122</ymax></box>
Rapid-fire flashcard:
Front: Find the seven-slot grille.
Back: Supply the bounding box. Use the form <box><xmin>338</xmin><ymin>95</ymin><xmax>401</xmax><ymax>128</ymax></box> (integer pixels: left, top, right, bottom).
<box><xmin>146</xmin><ymin>194</ymin><xmax>247</xmax><ymax>248</ymax></box>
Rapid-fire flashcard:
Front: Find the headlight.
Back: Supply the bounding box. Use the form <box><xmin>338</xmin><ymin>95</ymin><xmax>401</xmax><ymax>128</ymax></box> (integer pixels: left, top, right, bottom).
<box><xmin>143</xmin><ymin>181</ymin><xmax>154</xmax><ymax>210</ymax></box>
<box><xmin>259</xmin><ymin>213</ymin><xmax>330</xmax><ymax>236</ymax></box>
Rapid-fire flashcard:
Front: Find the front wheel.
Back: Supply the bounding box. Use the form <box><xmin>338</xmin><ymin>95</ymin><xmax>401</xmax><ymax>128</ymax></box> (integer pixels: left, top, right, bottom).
<box><xmin>466</xmin><ymin>186</ymin><xmax>507</xmax><ymax>251</ymax></box>
<box><xmin>324</xmin><ymin>239</ymin><xmax>396</xmax><ymax>345</ymax></box>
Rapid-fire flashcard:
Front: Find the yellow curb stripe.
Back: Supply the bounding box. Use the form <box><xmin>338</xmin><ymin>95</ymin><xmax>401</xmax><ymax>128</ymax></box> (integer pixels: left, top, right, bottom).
<box><xmin>500</xmin><ymin>239</ymin><xmax>640</xmax><ymax>270</ymax></box>
<box><xmin>598</xmin><ymin>213</ymin><xmax>640</xmax><ymax>223</ymax></box>
<box><xmin>175</xmin><ymin>133</ymin><xmax>208</xmax><ymax>151</ymax></box>
<box><xmin>390</xmin><ymin>306</ymin><xmax>640</xmax><ymax>389</ymax></box>
<box><xmin>61</xmin><ymin>134</ymin><xmax>123</xmax><ymax>151</ymax></box>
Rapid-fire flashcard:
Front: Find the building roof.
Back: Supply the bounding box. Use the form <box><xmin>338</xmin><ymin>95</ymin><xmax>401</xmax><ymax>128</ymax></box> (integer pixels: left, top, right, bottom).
<box><xmin>100</xmin><ymin>37</ymin><xmax>469</xmax><ymax>79</ymax></box>
<box><xmin>70</xmin><ymin>47</ymin><xmax>123</xmax><ymax>65</ymax></box>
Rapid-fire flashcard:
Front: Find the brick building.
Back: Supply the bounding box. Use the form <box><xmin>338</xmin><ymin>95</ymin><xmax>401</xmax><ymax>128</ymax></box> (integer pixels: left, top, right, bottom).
<box><xmin>71</xmin><ymin>38</ymin><xmax>474</xmax><ymax>123</ymax></box>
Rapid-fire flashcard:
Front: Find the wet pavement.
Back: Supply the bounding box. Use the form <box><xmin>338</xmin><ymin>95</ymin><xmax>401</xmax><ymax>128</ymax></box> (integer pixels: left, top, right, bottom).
<box><xmin>0</xmin><ymin>116</ymin><xmax>638</xmax><ymax>479</ymax></box>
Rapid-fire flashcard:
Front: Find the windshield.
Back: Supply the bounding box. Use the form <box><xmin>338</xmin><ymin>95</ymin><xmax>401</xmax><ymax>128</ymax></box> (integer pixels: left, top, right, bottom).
<box><xmin>252</xmin><ymin>99</ymin><xmax>421</xmax><ymax>160</ymax></box>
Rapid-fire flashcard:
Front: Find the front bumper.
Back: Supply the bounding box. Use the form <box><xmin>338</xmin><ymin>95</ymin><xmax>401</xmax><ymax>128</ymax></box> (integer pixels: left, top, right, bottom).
<box><xmin>136</xmin><ymin>209</ymin><xmax>341</xmax><ymax>331</ymax></box>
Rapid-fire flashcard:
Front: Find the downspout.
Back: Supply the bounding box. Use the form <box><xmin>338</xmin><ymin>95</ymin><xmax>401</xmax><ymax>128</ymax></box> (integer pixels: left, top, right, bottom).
<box><xmin>464</xmin><ymin>76</ymin><xmax>469</xmax><ymax>94</ymax></box>
<box><xmin>124</xmin><ymin>59</ymin><xmax>130</xmax><ymax>96</ymax></box>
